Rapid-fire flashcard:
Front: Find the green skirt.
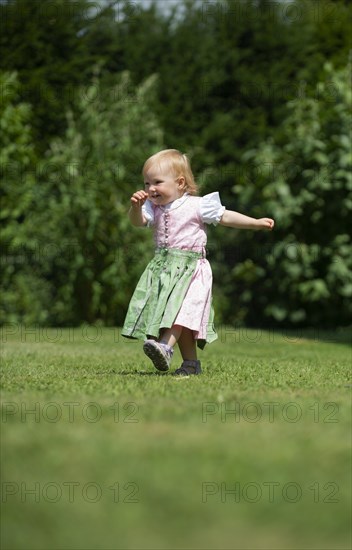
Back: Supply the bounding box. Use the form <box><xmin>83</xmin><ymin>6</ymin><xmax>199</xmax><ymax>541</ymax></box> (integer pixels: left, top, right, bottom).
<box><xmin>122</xmin><ymin>248</ymin><xmax>217</xmax><ymax>349</ymax></box>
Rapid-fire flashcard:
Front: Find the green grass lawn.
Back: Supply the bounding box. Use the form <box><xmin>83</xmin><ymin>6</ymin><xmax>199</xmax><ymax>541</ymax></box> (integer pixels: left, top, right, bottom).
<box><xmin>1</xmin><ymin>326</ymin><xmax>351</xmax><ymax>550</ymax></box>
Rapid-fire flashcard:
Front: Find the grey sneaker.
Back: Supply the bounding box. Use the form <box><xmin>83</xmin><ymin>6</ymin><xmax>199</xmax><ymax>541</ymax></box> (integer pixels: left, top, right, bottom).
<box><xmin>143</xmin><ymin>340</ymin><xmax>174</xmax><ymax>372</ymax></box>
<box><xmin>174</xmin><ymin>360</ymin><xmax>202</xmax><ymax>376</ymax></box>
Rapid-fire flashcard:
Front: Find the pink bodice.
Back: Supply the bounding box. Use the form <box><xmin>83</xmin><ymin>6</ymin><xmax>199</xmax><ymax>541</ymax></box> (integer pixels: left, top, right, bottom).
<box><xmin>154</xmin><ymin>196</ymin><xmax>206</xmax><ymax>253</ymax></box>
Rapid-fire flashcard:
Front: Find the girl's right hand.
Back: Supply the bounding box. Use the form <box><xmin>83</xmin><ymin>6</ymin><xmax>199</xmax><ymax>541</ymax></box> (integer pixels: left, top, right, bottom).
<box><xmin>130</xmin><ymin>190</ymin><xmax>148</xmax><ymax>209</ymax></box>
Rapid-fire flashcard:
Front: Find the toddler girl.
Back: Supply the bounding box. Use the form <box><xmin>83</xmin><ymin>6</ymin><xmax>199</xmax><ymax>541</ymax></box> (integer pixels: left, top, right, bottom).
<box><xmin>122</xmin><ymin>149</ymin><xmax>274</xmax><ymax>376</ymax></box>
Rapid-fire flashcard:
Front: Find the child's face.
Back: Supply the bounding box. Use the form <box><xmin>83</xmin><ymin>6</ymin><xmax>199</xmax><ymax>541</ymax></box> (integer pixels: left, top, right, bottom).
<box><xmin>144</xmin><ymin>165</ymin><xmax>184</xmax><ymax>206</ymax></box>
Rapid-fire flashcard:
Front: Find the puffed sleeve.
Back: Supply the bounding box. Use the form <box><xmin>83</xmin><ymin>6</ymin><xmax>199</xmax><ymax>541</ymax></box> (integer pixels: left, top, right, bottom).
<box><xmin>141</xmin><ymin>199</ymin><xmax>155</xmax><ymax>227</ymax></box>
<box><xmin>200</xmin><ymin>192</ymin><xmax>226</xmax><ymax>225</ymax></box>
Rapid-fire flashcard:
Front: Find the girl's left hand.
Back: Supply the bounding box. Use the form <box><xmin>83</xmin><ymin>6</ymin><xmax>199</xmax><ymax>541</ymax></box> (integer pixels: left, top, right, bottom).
<box><xmin>256</xmin><ymin>218</ymin><xmax>275</xmax><ymax>230</ymax></box>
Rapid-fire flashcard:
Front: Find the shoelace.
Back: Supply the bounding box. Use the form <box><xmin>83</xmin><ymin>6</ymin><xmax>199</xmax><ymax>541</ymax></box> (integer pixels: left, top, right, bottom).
<box><xmin>159</xmin><ymin>342</ymin><xmax>174</xmax><ymax>358</ymax></box>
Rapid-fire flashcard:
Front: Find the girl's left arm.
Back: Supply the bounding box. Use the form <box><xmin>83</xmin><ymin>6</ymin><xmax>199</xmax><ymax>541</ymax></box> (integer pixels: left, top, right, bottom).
<box><xmin>219</xmin><ymin>210</ymin><xmax>274</xmax><ymax>231</ymax></box>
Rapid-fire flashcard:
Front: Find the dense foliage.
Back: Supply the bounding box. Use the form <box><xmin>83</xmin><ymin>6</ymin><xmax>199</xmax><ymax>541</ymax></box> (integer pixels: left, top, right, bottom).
<box><xmin>222</xmin><ymin>63</ymin><xmax>352</xmax><ymax>327</ymax></box>
<box><xmin>1</xmin><ymin>0</ymin><xmax>351</xmax><ymax>327</ymax></box>
<box><xmin>1</xmin><ymin>70</ymin><xmax>162</xmax><ymax>325</ymax></box>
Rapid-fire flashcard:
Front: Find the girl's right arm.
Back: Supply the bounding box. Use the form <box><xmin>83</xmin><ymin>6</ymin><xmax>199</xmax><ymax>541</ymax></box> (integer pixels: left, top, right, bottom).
<box><xmin>129</xmin><ymin>190</ymin><xmax>149</xmax><ymax>226</ymax></box>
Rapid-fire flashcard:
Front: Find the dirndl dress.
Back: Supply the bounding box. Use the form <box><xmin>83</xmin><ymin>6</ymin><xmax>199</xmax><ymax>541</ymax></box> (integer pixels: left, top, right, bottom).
<box><xmin>121</xmin><ymin>192</ymin><xmax>225</xmax><ymax>349</ymax></box>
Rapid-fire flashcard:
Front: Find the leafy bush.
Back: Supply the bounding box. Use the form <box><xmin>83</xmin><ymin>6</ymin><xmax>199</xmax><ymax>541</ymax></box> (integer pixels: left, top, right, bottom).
<box><xmin>1</xmin><ymin>70</ymin><xmax>163</xmax><ymax>325</ymax></box>
<box><xmin>230</xmin><ymin>62</ymin><xmax>352</xmax><ymax>327</ymax></box>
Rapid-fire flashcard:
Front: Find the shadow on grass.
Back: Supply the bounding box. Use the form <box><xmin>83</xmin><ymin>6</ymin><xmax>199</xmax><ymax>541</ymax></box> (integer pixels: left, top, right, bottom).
<box><xmin>117</xmin><ymin>370</ymin><xmax>168</xmax><ymax>376</ymax></box>
<box><xmin>71</xmin><ymin>369</ymin><xmax>167</xmax><ymax>377</ymax></box>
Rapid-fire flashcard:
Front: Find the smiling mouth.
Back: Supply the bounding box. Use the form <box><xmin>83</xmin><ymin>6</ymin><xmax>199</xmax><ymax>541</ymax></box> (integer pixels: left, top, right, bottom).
<box><xmin>151</xmin><ymin>193</ymin><xmax>161</xmax><ymax>198</ymax></box>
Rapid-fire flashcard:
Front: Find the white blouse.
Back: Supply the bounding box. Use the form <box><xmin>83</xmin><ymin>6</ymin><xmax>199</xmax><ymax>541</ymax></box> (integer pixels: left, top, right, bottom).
<box><xmin>142</xmin><ymin>192</ymin><xmax>226</xmax><ymax>227</ymax></box>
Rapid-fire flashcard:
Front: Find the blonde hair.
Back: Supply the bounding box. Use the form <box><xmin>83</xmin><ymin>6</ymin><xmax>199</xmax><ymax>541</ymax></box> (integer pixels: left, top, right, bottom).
<box><xmin>142</xmin><ymin>149</ymin><xmax>198</xmax><ymax>196</ymax></box>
